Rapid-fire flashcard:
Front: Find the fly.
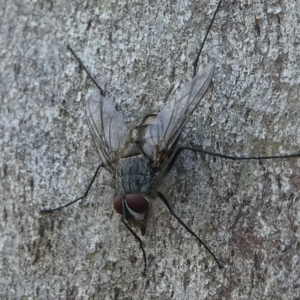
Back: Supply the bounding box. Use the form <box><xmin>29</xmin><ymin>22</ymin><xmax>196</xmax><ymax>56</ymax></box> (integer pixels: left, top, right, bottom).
<box><xmin>41</xmin><ymin>0</ymin><xmax>300</xmax><ymax>273</ymax></box>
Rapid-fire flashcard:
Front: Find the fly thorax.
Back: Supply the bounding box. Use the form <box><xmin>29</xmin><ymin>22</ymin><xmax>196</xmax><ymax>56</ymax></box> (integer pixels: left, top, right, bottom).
<box><xmin>116</xmin><ymin>155</ymin><xmax>153</xmax><ymax>195</ymax></box>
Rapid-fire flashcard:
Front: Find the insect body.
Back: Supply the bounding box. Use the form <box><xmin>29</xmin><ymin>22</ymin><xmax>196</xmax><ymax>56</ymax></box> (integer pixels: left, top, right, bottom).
<box><xmin>42</xmin><ymin>53</ymin><xmax>220</xmax><ymax>271</ymax></box>
<box><xmin>85</xmin><ymin>64</ymin><xmax>214</xmax><ymax>237</ymax></box>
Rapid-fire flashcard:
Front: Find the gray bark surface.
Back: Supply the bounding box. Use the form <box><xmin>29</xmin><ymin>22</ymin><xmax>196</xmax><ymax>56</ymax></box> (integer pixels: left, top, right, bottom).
<box><xmin>1</xmin><ymin>0</ymin><xmax>300</xmax><ymax>299</ymax></box>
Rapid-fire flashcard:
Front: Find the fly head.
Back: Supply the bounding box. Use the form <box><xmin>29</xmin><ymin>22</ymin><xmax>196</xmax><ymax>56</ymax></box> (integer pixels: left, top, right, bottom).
<box><xmin>113</xmin><ymin>194</ymin><xmax>151</xmax><ymax>236</ymax></box>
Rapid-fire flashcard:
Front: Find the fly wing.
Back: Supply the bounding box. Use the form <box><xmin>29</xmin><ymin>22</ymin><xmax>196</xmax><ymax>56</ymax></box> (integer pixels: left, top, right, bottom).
<box><xmin>142</xmin><ymin>63</ymin><xmax>214</xmax><ymax>167</ymax></box>
<box><xmin>86</xmin><ymin>91</ymin><xmax>129</xmax><ymax>167</ymax></box>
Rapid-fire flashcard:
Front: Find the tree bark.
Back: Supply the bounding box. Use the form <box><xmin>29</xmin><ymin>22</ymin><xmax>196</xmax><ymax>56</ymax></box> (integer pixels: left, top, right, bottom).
<box><xmin>1</xmin><ymin>0</ymin><xmax>300</xmax><ymax>299</ymax></box>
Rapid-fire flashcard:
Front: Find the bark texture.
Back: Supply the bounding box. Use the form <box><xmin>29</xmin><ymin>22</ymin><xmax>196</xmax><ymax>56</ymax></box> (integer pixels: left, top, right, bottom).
<box><xmin>1</xmin><ymin>0</ymin><xmax>300</xmax><ymax>299</ymax></box>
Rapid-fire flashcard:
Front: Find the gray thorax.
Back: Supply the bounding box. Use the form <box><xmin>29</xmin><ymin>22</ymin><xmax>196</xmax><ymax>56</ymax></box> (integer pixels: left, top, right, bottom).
<box><xmin>116</xmin><ymin>154</ymin><xmax>153</xmax><ymax>195</ymax></box>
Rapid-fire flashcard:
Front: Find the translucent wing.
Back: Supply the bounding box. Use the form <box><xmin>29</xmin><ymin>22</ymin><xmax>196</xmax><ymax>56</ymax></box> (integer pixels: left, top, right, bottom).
<box><xmin>86</xmin><ymin>91</ymin><xmax>129</xmax><ymax>167</ymax></box>
<box><xmin>142</xmin><ymin>63</ymin><xmax>214</xmax><ymax>166</ymax></box>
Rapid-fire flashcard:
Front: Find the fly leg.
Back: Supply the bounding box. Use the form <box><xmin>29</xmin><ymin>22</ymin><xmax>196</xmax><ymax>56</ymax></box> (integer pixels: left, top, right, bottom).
<box><xmin>41</xmin><ymin>163</ymin><xmax>104</xmax><ymax>213</ymax></box>
<box><xmin>121</xmin><ymin>219</ymin><xmax>147</xmax><ymax>275</ymax></box>
<box><xmin>67</xmin><ymin>45</ymin><xmax>105</xmax><ymax>96</ymax></box>
<box><xmin>165</xmin><ymin>145</ymin><xmax>300</xmax><ymax>174</ymax></box>
<box><xmin>156</xmin><ymin>191</ymin><xmax>223</xmax><ymax>269</ymax></box>
<box><xmin>192</xmin><ymin>0</ymin><xmax>223</xmax><ymax>78</ymax></box>
<box><xmin>181</xmin><ymin>146</ymin><xmax>300</xmax><ymax>160</ymax></box>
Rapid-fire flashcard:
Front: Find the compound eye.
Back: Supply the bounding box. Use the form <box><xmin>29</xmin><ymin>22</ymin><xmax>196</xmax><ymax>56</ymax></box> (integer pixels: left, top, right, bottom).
<box><xmin>113</xmin><ymin>194</ymin><xmax>150</xmax><ymax>219</ymax></box>
<box><xmin>126</xmin><ymin>194</ymin><xmax>150</xmax><ymax>214</ymax></box>
<box><xmin>113</xmin><ymin>195</ymin><xmax>123</xmax><ymax>215</ymax></box>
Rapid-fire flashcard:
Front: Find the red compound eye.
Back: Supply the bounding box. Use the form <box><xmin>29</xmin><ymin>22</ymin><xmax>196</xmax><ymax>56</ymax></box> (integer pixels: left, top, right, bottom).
<box><xmin>113</xmin><ymin>195</ymin><xmax>123</xmax><ymax>215</ymax></box>
<box><xmin>113</xmin><ymin>194</ymin><xmax>150</xmax><ymax>215</ymax></box>
<box><xmin>125</xmin><ymin>194</ymin><xmax>150</xmax><ymax>214</ymax></box>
